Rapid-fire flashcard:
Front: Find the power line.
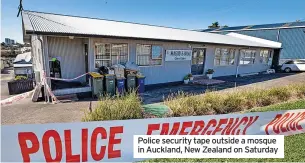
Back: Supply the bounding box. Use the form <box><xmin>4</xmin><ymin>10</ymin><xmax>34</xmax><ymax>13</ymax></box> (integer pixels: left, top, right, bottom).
<box><xmin>17</xmin><ymin>0</ymin><xmax>23</xmax><ymax>17</ymax></box>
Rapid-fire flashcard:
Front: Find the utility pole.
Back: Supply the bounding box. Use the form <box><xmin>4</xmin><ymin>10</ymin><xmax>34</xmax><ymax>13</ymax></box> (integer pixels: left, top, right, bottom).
<box><xmin>17</xmin><ymin>0</ymin><xmax>23</xmax><ymax>17</ymax></box>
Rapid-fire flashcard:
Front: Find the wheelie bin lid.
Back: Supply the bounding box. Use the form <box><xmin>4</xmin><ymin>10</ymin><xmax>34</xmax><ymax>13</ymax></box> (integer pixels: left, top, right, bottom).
<box><xmin>136</xmin><ymin>75</ymin><xmax>145</xmax><ymax>78</ymax></box>
<box><xmin>89</xmin><ymin>72</ymin><xmax>103</xmax><ymax>78</ymax></box>
<box><xmin>105</xmin><ymin>74</ymin><xmax>115</xmax><ymax>79</ymax></box>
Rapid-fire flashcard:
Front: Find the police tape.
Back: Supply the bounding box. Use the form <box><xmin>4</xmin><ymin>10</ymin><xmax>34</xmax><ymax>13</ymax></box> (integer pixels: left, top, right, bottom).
<box><xmin>41</xmin><ymin>71</ymin><xmax>60</xmax><ymax>104</ymax></box>
<box><xmin>43</xmin><ymin>72</ymin><xmax>89</xmax><ymax>103</ymax></box>
<box><xmin>0</xmin><ymin>90</ymin><xmax>34</xmax><ymax>106</ymax></box>
<box><xmin>45</xmin><ymin>73</ymin><xmax>89</xmax><ymax>81</ymax></box>
<box><xmin>1</xmin><ymin>108</ymin><xmax>305</xmax><ymax>162</ymax></box>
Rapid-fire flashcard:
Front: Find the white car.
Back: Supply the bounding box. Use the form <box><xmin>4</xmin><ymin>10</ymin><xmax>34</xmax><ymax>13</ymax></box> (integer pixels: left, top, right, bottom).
<box><xmin>281</xmin><ymin>60</ymin><xmax>305</xmax><ymax>72</ymax></box>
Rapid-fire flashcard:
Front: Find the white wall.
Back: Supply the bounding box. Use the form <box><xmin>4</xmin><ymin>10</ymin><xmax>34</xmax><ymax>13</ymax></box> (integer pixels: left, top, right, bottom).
<box><xmin>47</xmin><ymin>37</ymin><xmax>86</xmax><ymax>82</ymax></box>
<box><xmin>31</xmin><ymin>35</ymin><xmax>44</xmax><ymax>82</ymax></box>
<box><xmin>38</xmin><ymin>36</ymin><xmax>275</xmax><ymax>86</ymax></box>
<box><xmin>204</xmin><ymin>45</ymin><xmax>273</xmax><ymax>77</ymax></box>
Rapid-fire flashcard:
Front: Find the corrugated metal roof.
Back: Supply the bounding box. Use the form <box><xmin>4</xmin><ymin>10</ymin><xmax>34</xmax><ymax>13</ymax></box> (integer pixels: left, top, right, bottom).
<box><xmin>204</xmin><ymin>21</ymin><xmax>305</xmax><ymax>32</ymax></box>
<box><xmin>21</xmin><ymin>10</ymin><xmax>281</xmax><ymax>48</ymax></box>
<box><xmin>200</xmin><ymin>28</ymin><xmax>217</xmax><ymax>32</ymax></box>
<box><xmin>248</xmin><ymin>23</ymin><xmax>286</xmax><ymax>29</ymax></box>
<box><xmin>289</xmin><ymin>21</ymin><xmax>305</xmax><ymax>27</ymax></box>
<box><xmin>216</xmin><ymin>26</ymin><xmax>249</xmax><ymax>31</ymax></box>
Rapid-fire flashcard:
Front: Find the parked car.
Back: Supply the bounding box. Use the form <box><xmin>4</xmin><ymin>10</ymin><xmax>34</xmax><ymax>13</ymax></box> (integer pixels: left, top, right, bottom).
<box><xmin>281</xmin><ymin>60</ymin><xmax>305</xmax><ymax>72</ymax></box>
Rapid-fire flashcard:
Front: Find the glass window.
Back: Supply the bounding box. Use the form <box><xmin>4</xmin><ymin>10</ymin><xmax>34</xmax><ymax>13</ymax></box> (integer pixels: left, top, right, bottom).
<box><xmin>214</xmin><ymin>48</ymin><xmax>235</xmax><ymax>66</ymax></box>
<box><xmin>260</xmin><ymin>50</ymin><xmax>270</xmax><ymax>64</ymax></box>
<box><xmin>111</xmin><ymin>44</ymin><xmax>128</xmax><ymax>65</ymax></box>
<box><xmin>295</xmin><ymin>60</ymin><xmax>305</xmax><ymax>64</ymax></box>
<box><xmin>95</xmin><ymin>43</ymin><xmax>128</xmax><ymax>68</ymax></box>
<box><xmin>240</xmin><ymin>49</ymin><xmax>256</xmax><ymax>65</ymax></box>
<box><xmin>136</xmin><ymin>44</ymin><xmax>162</xmax><ymax>66</ymax></box>
<box><xmin>285</xmin><ymin>60</ymin><xmax>294</xmax><ymax>64</ymax></box>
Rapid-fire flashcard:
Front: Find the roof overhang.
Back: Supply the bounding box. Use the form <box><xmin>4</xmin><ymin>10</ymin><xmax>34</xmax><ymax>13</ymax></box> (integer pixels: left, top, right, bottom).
<box><xmin>226</xmin><ymin>32</ymin><xmax>282</xmax><ymax>49</ymax></box>
<box><xmin>24</xmin><ymin>30</ymin><xmax>283</xmax><ymax>49</ymax></box>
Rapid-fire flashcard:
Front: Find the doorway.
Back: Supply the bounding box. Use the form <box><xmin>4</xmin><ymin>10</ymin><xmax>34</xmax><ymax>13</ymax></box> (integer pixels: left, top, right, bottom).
<box><xmin>191</xmin><ymin>48</ymin><xmax>206</xmax><ymax>75</ymax></box>
<box><xmin>84</xmin><ymin>44</ymin><xmax>89</xmax><ymax>83</ymax></box>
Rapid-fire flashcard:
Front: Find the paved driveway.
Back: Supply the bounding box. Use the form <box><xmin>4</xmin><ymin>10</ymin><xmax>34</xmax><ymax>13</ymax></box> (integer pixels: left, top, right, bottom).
<box><xmin>142</xmin><ymin>72</ymin><xmax>305</xmax><ymax>104</ymax></box>
<box><xmin>1</xmin><ymin>72</ymin><xmax>305</xmax><ymax>125</ymax></box>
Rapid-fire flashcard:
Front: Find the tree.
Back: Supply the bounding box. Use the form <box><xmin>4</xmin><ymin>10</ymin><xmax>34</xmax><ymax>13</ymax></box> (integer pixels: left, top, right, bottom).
<box><xmin>208</xmin><ymin>21</ymin><xmax>219</xmax><ymax>29</ymax></box>
<box><xmin>208</xmin><ymin>22</ymin><xmax>229</xmax><ymax>29</ymax></box>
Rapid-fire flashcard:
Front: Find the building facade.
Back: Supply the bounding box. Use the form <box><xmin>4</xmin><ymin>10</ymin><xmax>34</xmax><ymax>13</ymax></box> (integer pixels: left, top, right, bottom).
<box><xmin>22</xmin><ymin>10</ymin><xmax>281</xmax><ymax>97</ymax></box>
<box><xmin>201</xmin><ymin>21</ymin><xmax>305</xmax><ymax>64</ymax></box>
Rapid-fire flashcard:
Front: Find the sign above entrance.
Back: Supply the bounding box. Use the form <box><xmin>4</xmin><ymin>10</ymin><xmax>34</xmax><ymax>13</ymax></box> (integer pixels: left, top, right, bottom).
<box><xmin>165</xmin><ymin>50</ymin><xmax>192</xmax><ymax>61</ymax></box>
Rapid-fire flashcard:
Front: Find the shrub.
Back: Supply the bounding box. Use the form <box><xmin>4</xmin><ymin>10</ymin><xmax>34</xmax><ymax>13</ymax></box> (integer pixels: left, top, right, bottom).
<box><xmin>183</xmin><ymin>75</ymin><xmax>189</xmax><ymax>80</ymax></box>
<box><xmin>165</xmin><ymin>84</ymin><xmax>305</xmax><ymax>117</ymax></box>
<box><xmin>14</xmin><ymin>76</ymin><xmax>27</xmax><ymax>80</ymax></box>
<box><xmin>165</xmin><ymin>92</ymin><xmax>197</xmax><ymax>116</ymax></box>
<box><xmin>206</xmin><ymin>69</ymin><xmax>214</xmax><ymax>74</ymax></box>
<box><xmin>82</xmin><ymin>91</ymin><xmax>142</xmax><ymax>121</ymax></box>
<box><xmin>222</xmin><ymin>92</ymin><xmax>248</xmax><ymax>113</ymax></box>
<box><xmin>268</xmin><ymin>86</ymin><xmax>293</xmax><ymax>101</ymax></box>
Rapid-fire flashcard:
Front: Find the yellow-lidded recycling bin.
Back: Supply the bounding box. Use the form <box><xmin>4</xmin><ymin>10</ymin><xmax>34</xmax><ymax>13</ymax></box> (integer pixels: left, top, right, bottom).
<box><xmin>89</xmin><ymin>72</ymin><xmax>104</xmax><ymax>97</ymax></box>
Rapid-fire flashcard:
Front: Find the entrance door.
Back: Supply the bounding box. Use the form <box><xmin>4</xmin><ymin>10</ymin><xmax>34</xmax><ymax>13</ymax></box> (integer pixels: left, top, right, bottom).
<box><xmin>191</xmin><ymin>48</ymin><xmax>205</xmax><ymax>75</ymax></box>
<box><xmin>84</xmin><ymin>44</ymin><xmax>89</xmax><ymax>83</ymax></box>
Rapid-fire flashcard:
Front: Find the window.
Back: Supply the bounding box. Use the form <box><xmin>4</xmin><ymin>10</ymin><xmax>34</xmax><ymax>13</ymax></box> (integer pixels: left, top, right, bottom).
<box><xmin>239</xmin><ymin>49</ymin><xmax>256</xmax><ymax>65</ymax></box>
<box><xmin>214</xmin><ymin>48</ymin><xmax>235</xmax><ymax>66</ymax></box>
<box><xmin>260</xmin><ymin>50</ymin><xmax>271</xmax><ymax>64</ymax></box>
<box><xmin>285</xmin><ymin>60</ymin><xmax>294</xmax><ymax>64</ymax></box>
<box><xmin>136</xmin><ymin>44</ymin><xmax>162</xmax><ymax>66</ymax></box>
<box><xmin>295</xmin><ymin>60</ymin><xmax>305</xmax><ymax>64</ymax></box>
<box><xmin>95</xmin><ymin>43</ymin><xmax>128</xmax><ymax>68</ymax></box>
<box><xmin>111</xmin><ymin>44</ymin><xmax>128</xmax><ymax>65</ymax></box>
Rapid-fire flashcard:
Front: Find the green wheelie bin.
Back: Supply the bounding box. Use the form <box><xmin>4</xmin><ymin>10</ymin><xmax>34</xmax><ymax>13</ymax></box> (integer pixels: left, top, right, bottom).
<box><xmin>104</xmin><ymin>74</ymin><xmax>116</xmax><ymax>96</ymax></box>
<box><xmin>126</xmin><ymin>74</ymin><xmax>136</xmax><ymax>92</ymax></box>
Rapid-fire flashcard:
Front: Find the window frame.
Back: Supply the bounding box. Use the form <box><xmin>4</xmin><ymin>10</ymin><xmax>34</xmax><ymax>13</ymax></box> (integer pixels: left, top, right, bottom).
<box><xmin>239</xmin><ymin>49</ymin><xmax>256</xmax><ymax>65</ymax></box>
<box><xmin>94</xmin><ymin>43</ymin><xmax>129</xmax><ymax>68</ymax></box>
<box><xmin>214</xmin><ymin>48</ymin><xmax>236</xmax><ymax>66</ymax></box>
<box><xmin>259</xmin><ymin>49</ymin><xmax>271</xmax><ymax>64</ymax></box>
<box><xmin>136</xmin><ymin>44</ymin><xmax>163</xmax><ymax>67</ymax></box>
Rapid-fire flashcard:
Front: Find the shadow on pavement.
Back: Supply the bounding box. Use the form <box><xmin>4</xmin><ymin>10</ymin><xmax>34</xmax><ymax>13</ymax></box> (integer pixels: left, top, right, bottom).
<box><xmin>141</xmin><ymin>72</ymin><xmax>300</xmax><ymax>104</ymax></box>
<box><xmin>62</xmin><ymin>72</ymin><xmax>301</xmax><ymax>105</ymax></box>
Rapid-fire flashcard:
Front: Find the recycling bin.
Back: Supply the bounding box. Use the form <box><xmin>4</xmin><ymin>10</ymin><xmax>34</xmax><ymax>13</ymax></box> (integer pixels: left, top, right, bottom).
<box><xmin>105</xmin><ymin>74</ymin><xmax>116</xmax><ymax>96</ymax></box>
<box><xmin>116</xmin><ymin>77</ymin><xmax>125</xmax><ymax>95</ymax></box>
<box><xmin>136</xmin><ymin>76</ymin><xmax>145</xmax><ymax>93</ymax></box>
<box><xmin>89</xmin><ymin>72</ymin><xmax>104</xmax><ymax>97</ymax></box>
<box><xmin>126</xmin><ymin>74</ymin><xmax>136</xmax><ymax>92</ymax></box>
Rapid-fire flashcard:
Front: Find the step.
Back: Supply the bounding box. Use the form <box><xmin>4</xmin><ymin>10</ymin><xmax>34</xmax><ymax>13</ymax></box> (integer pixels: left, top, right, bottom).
<box><xmin>55</xmin><ymin>94</ymin><xmax>79</xmax><ymax>103</ymax></box>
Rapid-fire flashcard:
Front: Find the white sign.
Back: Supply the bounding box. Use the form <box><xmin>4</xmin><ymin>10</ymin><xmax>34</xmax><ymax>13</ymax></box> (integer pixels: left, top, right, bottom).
<box><xmin>165</xmin><ymin>50</ymin><xmax>192</xmax><ymax>61</ymax></box>
<box><xmin>1</xmin><ymin>109</ymin><xmax>305</xmax><ymax>162</ymax></box>
<box><xmin>134</xmin><ymin>135</ymin><xmax>284</xmax><ymax>158</ymax></box>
